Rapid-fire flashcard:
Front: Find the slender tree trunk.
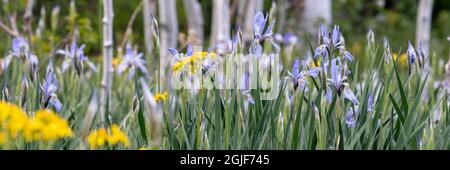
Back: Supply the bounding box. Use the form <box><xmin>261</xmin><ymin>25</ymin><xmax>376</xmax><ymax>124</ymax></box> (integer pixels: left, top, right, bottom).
<box><xmin>299</xmin><ymin>0</ymin><xmax>332</xmax><ymax>33</ymax></box>
<box><xmin>416</xmin><ymin>0</ymin><xmax>434</xmax><ymax>101</ymax></box>
<box><xmin>276</xmin><ymin>0</ymin><xmax>288</xmax><ymax>33</ymax></box>
<box><xmin>158</xmin><ymin>0</ymin><xmax>178</xmax><ymax>90</ymax></box>
<box><xmin>23</xmin><ymin>0</ymin><xmax>35</xmax><ymax>46</ymax></box>
<box><xmin>158</xmin><ymin>0</ymin><xmax>178</xmax><ymax>64</ymax></box>
<box><xmin>210</xmin><ymin>0</ymin><xmax>230</xmax><ymax>50</ymax></box>
<box><xmin>238</xmin><ymin>0</ymin><xmax>263</xmax><ymax>44</ymax></box>
<box><xmin>416</xmin><ymin>0</ymin><xmax>434</xmax><ymax>55</ymax></box>
<box><xmin>100</xmin><ymin>0</ymin><xmax>114</xmax><ymax>126</ymax></box>
<box><xmin>143</xmin><ymin>0</ymin><xmax>156</xmax><ymax>55</ymax></box>
<box><xmin>376</xmin><ymin>0</ymin><xmax>385</xmax><ymax>8</ymax></box>
<box><xmin>183</xmin><ymin>0</ymin><xmax>204</xmax><ymax>45</ymax></box>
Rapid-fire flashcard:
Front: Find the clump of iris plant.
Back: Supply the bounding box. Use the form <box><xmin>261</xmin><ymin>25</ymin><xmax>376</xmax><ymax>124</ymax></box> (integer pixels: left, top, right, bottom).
<box><xmin>312</xmin><ymin>25</ymin><xmax>358</xmax><ymax>105</ymax></box>
<box><xmin>250</xmin><ymin>12</ymin><xmax>275</xmax><ymax>55</ymax></box>
<box><xmin>117</xmin><ymin>43</ymin><xmax>149</xmax><ymax>79</ymax></box>
<box><xmin>345</xmin><ymin>105</ymin><xmax>358</xmax><ymax>128</ymax></box>
<box><xmin>40</xmin><ymin>71</ymin><xmax>62</xmax><ymax>112</ymax></box>
<box><xmin>3</xmin><ymin>36</ymin><xmax>39</xmax><ymax>79</ymax></box>
<box><xmin>406</xmin><ymin>41</ymin><xmax>428</xmax><ymax>71</ymax></box>
<box><xmin>56</xmin><ymin>41</ymin><xmax>97</xmax><ymax>76</ymax></box>
<box><xmin>286</xmin><ymin>58</ymin><xmax>319</xmax><ymax>92</ymax></box>
<box><xmin>306</xmin><ymin>24</ymin><xmax>360</xmax><ymax>130</ymax></box>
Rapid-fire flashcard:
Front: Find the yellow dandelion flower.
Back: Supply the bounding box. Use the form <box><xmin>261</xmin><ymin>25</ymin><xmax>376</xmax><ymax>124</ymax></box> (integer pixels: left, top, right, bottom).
<box><xmin>107</xmin><ymin>124</ymin><xmax>130</xmax><ymax>147</ymax></box>
<box><xmin>185</xmin><ymin>56</ymin><xmax>196</xmax><ymax>63</ymax></box>
<box><xmin>87</xmin><ymin>128</ymin><xmax>108</xmax><ymax>149</ymax></box>
<box><xmin>24</xmin><ymin>110</ymin><xmax>73</xmax><ymax>142</ymax></box>
<box><xmin>393</xmin><ymin>53</ymin><xmax>407</xmax><ymax>65</ymax></box>
<box><xmin>193</xmin><ymin>51</ymin><xmax>216</xmax><ymax>59</ymax></box>
<box><xmin>0</xmin><ymin>131</ymin><xmax>7</xmax><ymax>144</ymax></box>
<box><xmin>172</xmin><ymin>61</ymin><xmax>185</xmax><ymax>71</ymax></box>
<box><xmin>172</xmin><ymin>51</ymin><xmax>216</xmax><ymax>72</ymax></box>
<box><xmin>0</xmin><ymin>102</ymin><xmax>28</xmax><ymax>139</ymax></box>
<box><xmin>7</xmin><ymin>112</ymin><xmax>29</xmax><ymax>138</ymax></box>
<box><xmin>154</xmin><ymin>91</ymin><xmax>168</xmax><ymax>102</ymax></box>
<box><xmin>23</xmin><ymin>118</ymin><xmax>43</xmax><ymax>141</ymax></box>
<box><xmin>87</xmin><ymin>124</ymin><xmax>130</xmax><ymax>149</ymax></box>
<box><xmin>0</xmin><ymin>102</ymin><xmax>72</xmax><ymax>144</ymax></box>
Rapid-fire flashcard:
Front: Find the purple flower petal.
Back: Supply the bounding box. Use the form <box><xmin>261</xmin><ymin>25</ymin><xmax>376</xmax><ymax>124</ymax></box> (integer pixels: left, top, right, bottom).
<box><xmin>407</xmin><ymin>41</ymin><xmax>416</xmax><ymax>64</ymax></box>
<box><xmin>168</xmin><ymin>48</ymin><xmax>179</xmax><ymax>57</ymax></box>
<box><xmin>343</xmin><ymin>87</ymin><xmax>359</xmax><ymax>105</ymax></box>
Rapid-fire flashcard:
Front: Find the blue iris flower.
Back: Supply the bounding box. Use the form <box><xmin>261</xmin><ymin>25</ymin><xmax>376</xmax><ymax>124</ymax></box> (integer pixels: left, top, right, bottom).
<box><xmin>57</xmin><ymin>41</ymin><xmax>97</xmax><ymax>75</ymax></box>
<box><xmin>117</xmin><ymin>43</ymin><xmax>149</xmax><ymax>78</ymax></box>
<box><xmin>407</xmin><ymin>41</ymin><xmax>416</xmax><ymax>64</ymax></box>
<box><xmin>41</xmin><ymin>71</ymin><xmax>62</xmax><ymax>112</ymax></box>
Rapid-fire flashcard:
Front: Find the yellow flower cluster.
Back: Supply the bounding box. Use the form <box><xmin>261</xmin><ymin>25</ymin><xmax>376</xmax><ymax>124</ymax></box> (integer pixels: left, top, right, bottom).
<box><xmin>0</xmin><ymin>102</ymin><xmax>73</xmax><ymax>144</ymax></box>
<box><xmin>87</xmin><ymin>124</ymin><xmax>130</xmax><ymax>149</ymax></box>
<box><xmin>154</xmin><ymin>91</ymin><xmax>168</xmax><ymax>102</ymax></box>
<box><xmin>172</xmin><ymin>51</ymin><xmax>216</xmax><ymax>72</ymax></box>
<box><xmin>24</xmin><ymin>110</ymin><xmax>73</xmax><ymax>141</ymax></box>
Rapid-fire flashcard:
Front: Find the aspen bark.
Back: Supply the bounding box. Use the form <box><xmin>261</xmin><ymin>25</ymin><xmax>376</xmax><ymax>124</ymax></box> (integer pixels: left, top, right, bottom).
<box><xmin>183</xmin><ymin>0</ymin><xmax>204</xmax><ymax>45</ymax></box>
<box><xmin>158</xmin><ymin>0</ymin><xmax>178</xmax><ymax>67</ymax></box>
<box><xmin>23</xmin><ymin>0</ymin><xmax>35</xmax><ymax>46</ymax></box>
<box><xmin>100</xmin><ymin>0</ymin><xmax>114</xmax><ymax>125</ymax></box>
<box><xmin>299</xmin><ymin>0</ymin><xmax>332</xmax><ymax>33</ymax></box>
<box><xmin>210</xmin><ymin>0</ymin><xmax>231</xmax><ymax>49</ymax></box>
<box><xmin>276</xmin><ymin>0</ymin><xmax>288</xmax><ymax>33</ymax></box>
<box><xmin>238</xmin><ymin>0</ymin><xmax>263</xmax><ymax>44</ymax></box>
<box><xmin>143</xmin><ymin>0</ymin><xmax>156</xmax><ymax>55</ymax></box>
<box><xmin>416</xmin><ymin>0</ymin><xmax>434</xmax><ymax>55</ymax></box>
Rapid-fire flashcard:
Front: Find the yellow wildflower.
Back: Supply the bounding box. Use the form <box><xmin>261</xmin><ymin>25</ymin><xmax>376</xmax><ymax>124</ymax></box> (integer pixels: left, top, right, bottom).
<box><xmin>23</xmin><ymin>118</ymin><xmax>43</xmax><ymax>141</ymax></box>
<box><xmin>172</xmin><ymin>61</ymin><xmax>184</xmax><ymax>71</ymax></box>
<box><xmin>0</xmin><ymin>102</ymin><xmax>73</xmax><ymax>144</ymax></box>
<box><xmin>0</xmin><ymin>102</ymin><xmax>28</xmax><ymax>139</ymax></box>
<box><xmin>87</xmin><ymin>128</ymin><xmax>108</xmax><ymax>149</ymax></box>
<box><xmin>107</xmin><ymin>124</ymin><xmax>130</xmax><ymax>147</ymax></box>
<box><xmin>154</xmin><ymin>91</ymin><xmax>168</xmax><ymax>102</ymax></box>
<box><xmin>172</xmin><ymin>51</ymin><xmax>217</xmax><ymax>72</ymax></box>
<box><xmin>193</xmin><ymin>51</ymin><xmax>216</xmax><ymax>60</ymax></box>
<box><xmin>24</xmin><ymin>110</ymin><xmax>73</xmax><ymax>142</ymax></box>
<box><xmin>87</xmin><ymin>124</ymin><xmax>130</xmax><ymax>149</ymax></box>
<box><xmin>112</xmin><ymin>57</ymin><xmax>122</xmax><ymax>67</ymax></box>
<box><xmin>0</xmin><ymin>131</ymin><xmax>6</xmax><ymax>144</ymax></box>
<box><xmin>393</xmin><ymin>53</ymin><xmax>407</xmax><ymax>65</ymax></box>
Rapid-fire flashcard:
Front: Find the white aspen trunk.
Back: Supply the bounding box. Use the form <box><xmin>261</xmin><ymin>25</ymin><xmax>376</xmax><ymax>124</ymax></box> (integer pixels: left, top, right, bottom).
<box><xmin>210</xmin><ymin>0</ymin><xmax>230</xmax><ymax>49</ymax></box>
<box><xmin>183</xmin><ymin>0</ymin><xmax>204</xmax><ymax>45</ymax></box>
<box><xmin>158</xmin><ymin>0</ymin><xmax>178</xmax><ymax>66</ymax></box>
<box><xmin>300</xmin><ymin>0</ymin><xmax>332</xmax><ymax>33</ymax></box>
<box><xmin>376</xmin><ymin>0</ymin><xmax>385</xmax><ymax>8</ymax></box>
<box><xmin>276</xmin><ymin>0</ymin><xmax>288</xmax><ymax>33</ymax></box>
<box><xmin>143</xmin><ymin>0</ymin><xmax>156</xmax><ymax>55</ymax></box>
<box><xmin>416</xmin><ymin>0</ymin><xmax>434</xmax><ymax>55</ymax></box>
<box><xmin>23</xmin><ymin>0</ymin><xmax>35</xmax><ymax>46</ymax></box>
<box><xmin>238</xmin><ymin>0</ymin><xmax>263</xmax><ymax>44</ymax></box>
<box><xmin>416</xmin><ymin>0</ymin><xmax>434</xmax><ymax>102</ymax></box>
<box><xmin>100</xmin><ymin>0</ymin><xmax>114</xmax><ymax>125</ymax></box>
<box><xmin>158</xmin><ymin>0</ymin><xmax>178</xmax><ymax>91</ymax></box>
